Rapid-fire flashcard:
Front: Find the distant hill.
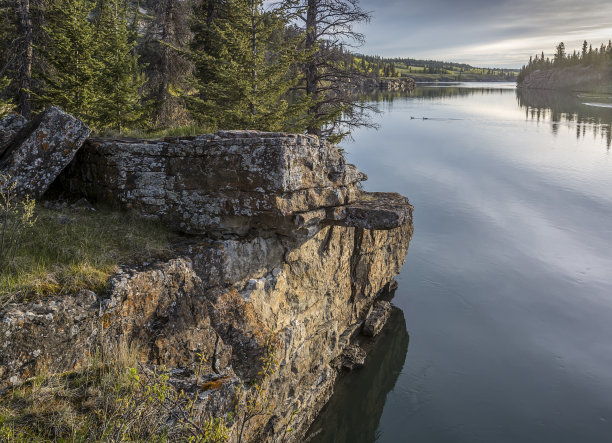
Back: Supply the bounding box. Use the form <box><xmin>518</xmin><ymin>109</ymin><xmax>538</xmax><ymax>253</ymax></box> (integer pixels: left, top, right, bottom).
<box><xmin>354</xmin><ymin>54</ymin><xmax>518</xmax><ymax>82</ymax></box>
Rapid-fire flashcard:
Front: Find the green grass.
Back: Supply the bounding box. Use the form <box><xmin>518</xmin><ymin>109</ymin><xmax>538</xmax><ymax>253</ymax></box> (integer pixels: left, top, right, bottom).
<box><xmin>0</xmin><ymin>351</ymin><xmax>138</xmax><ymax>442</ymax></box>
<box><xmin>0</xmin><ymin>203</ymin><xmax>177</xmax><ymax>306</ymax></box>
<box><xmin>0</xmin><ymin>345</ymin><xmax>230</xmax><ymax>442</ymax></box>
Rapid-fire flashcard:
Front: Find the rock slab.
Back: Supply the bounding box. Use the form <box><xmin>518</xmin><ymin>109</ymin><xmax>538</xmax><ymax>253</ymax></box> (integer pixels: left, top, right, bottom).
<box><xmin>0</xmin><ymin>113</ymin><xmax>28</xmax><ymax>156</ymax></box>
<box><xmin>340</xmin><ymin>345</ymin><xmax>367</xmax><ymax>371</ymax></box>
<box><xmin>61</xmin><ymin>131</ymin><xmax>365</xmax><ymax>235</ymax></box>
<box><xmin>0</xmin><ymin>106</ymin><xmax>90</xmax><ymax>198</ymax></box>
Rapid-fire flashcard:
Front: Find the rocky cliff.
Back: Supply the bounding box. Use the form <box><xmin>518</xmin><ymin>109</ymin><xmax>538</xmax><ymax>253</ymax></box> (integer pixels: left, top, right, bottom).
<box><xmin>518</xmin><ymin>63</ymin><xmax>612</xmax><ymax>93</ymax></box>
<box><xmin>0</xmin><ymin>125</ymin><xmax>413</xmax><ymax>442</ymax></box>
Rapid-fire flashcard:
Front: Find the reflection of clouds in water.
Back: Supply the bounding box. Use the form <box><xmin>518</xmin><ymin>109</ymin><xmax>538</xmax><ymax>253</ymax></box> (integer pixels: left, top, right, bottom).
<box><xmin>516</xmin><ymin>89</ymin><xmax>612</xmax><ymax>149</ymax></box>
<box><xmin>340</xmin><ymin>85</ymin><xmax>612</xmax><ymax>443</ymax></box>
<box><xmin>583</xmin><ymin>102</ymin><xmax>612</xmax><ymax>109</ymax></box>
<box><xmin>408</xmin><ymin>154</ymin><xmax>612</xmax><ymax>289</ymax></box>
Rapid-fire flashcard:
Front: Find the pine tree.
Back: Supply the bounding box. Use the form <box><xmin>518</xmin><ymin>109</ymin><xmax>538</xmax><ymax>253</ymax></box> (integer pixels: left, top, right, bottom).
<box><xmin>94</xmin><ymin>0</ymin><xmax>145</xmax><ymax>133</ymax></box>
<box><xmin>187</xmin><ymin>0</ymin><xmax>305</xmax><ymax>131</ymax></box>
<box><xmin>139</xmin><ymin>0</ymin><xmax>194</xmax><ymax>127</ymax></box>
<box><xmin>0</xmin><ymin>5</ymin><xmax>15</xmax><ymax>117</ymax></box>
<box><xmin>554</xmin><ymin>42</ymin><xmax>565</xmax><ymax>65</ymax></box>
<box><xmin>36</xmin><ymin>0</ymin><xmax>99</xmax><ymax>121</ymax></box>
<box><xmin>283</xmin><ymin>0</ymin><xmax>373</xmax><ymax>141</ymax></box>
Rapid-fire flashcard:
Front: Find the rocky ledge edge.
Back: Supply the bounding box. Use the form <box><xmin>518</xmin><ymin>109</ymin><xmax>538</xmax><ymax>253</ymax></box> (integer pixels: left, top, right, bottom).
<box><xmin>0</xmin><ymin>108</ymin><xmax>414</xmax><ymax>442</ymax></box>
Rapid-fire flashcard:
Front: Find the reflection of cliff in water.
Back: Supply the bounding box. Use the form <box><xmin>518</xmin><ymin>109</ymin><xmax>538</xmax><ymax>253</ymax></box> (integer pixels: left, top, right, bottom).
<box><xmin>306</xmin><ymin>308</ymin><xmax>409</xmax><ymax>442</ymax></box>
<box><xmin>516</xmin><ymin>88</ymin><xmax>612</xmax><ymax>149</ymax></box>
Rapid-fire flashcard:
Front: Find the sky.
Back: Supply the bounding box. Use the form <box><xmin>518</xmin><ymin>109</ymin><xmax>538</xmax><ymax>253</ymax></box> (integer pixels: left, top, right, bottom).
<box><xmin>355</xmin><ymin>0</ymin><xmax>612</xmax><ymax>68</ymax></box>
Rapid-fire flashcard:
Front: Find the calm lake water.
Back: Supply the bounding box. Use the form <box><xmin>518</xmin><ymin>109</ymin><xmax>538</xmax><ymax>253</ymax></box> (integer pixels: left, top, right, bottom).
<box><xmin>307</xmin><ymin>83</ymin><xmax>612</xmax><ymax>442</ymax></box>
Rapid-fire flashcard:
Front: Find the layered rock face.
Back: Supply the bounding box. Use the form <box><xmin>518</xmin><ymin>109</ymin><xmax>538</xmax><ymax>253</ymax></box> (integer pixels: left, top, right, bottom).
<box><xmin>62</xmin><ymin>132</ymin><xmax>368</xmax><ymax>235</ymax></box>
<box><xmin>1</xmin><ymin>130</ymin><xmax>413</xmax><ymax>442</ymax></box>
<box><xmin>518</xmin><ymin>63</ymin><xmax>612</xmax><ymax>93</ymax></box>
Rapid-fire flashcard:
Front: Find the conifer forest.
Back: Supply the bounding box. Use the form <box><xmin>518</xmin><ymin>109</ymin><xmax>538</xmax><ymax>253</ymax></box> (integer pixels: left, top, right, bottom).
<box><xmin>0</xmin><ymin>0</ymin><xmax>376</xmax><ymax>140</ymax></box>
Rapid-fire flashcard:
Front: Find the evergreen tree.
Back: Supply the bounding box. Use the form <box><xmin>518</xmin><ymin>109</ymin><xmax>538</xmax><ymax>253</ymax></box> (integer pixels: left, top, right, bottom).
<box><xmin>139</xmin><ymin>0</ymin><xmax>194</xmax><ymax>127</ymax></box>
<box><xmin>554</xmin><ymin>42</ymin><xmax>565</xmax><ymax>65</ymax></box>
<box><xmin>0</xmin><ymin>76</ymin><xmax>13</xmax><ymax>117</ymax></box>
<box><xmin>187</xmin><ymin>0</ymin><xmax>305</xmax><ymax>131</ymax></box>
<box><xmin>94</xmin><ymin>0</ymin><xmax>145</xmax><ymax>132</ymax></box>
<box><xmin>0</xmin><ymin>4</ymin><xmax>14</xmax><ymax>115</ymax></box>
<box><xmin>283</xmin><ymin>0</ymin><xmax>374</xmax><ymax>141</ymax></box>
<box><xmin>36</xmin><ymin>0</ymin><xmax>99</xmax><ymax>121</ymax></box>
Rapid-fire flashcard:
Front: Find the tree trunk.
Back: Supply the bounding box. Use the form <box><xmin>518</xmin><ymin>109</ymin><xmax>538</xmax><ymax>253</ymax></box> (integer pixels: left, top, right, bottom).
<box><xmin>251</xmin><ymin>0</ymin><xmax>257</xmax><ymax>116</ymax></box>
<box><xmin>305</xmin><ymin>0</ymin><xmax>320</xmax><ymax>136</ymax></box>
<box><xmin>16</xmin><ymin>0</ymin><xmax>32</xmax><ymax>118</ymax></box>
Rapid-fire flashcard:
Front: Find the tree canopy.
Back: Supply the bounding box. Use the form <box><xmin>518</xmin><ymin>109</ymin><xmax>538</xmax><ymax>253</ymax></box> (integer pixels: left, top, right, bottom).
<box><xmin>0</xmin><ymin>0</ymin><xmax>382</xmax><ymax>140</ymax></box>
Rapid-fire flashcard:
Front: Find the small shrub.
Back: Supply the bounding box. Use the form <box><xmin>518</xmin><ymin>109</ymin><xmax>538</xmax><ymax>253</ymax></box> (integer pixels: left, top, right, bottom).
<box><xmin>0</xmin><ymin>175</ymin><xmax>36</xmax><ymax>271</ymax></box>
<box><xmin>0</xmin><ymin>348</ymin><xmax>230</xmax><ymax>442</ymax></box>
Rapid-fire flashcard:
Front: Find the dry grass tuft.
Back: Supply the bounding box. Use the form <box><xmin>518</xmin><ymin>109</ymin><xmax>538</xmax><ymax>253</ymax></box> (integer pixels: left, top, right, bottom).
<box><xmin>0</xmin><ymin>346</ymin><xmax>230</xmax><ymax>442</ymax></box>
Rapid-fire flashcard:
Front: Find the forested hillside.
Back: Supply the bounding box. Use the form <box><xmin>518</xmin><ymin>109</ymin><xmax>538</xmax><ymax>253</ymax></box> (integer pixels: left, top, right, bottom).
<box><xmin>0</xmin><ymin>0</ymin><xmax>379</xmax><ymax>141</ymax></box>
<box><xmin>353</xmin><ymin>55</ymin><xmax>518</xmax><ymax>82</ymax></box>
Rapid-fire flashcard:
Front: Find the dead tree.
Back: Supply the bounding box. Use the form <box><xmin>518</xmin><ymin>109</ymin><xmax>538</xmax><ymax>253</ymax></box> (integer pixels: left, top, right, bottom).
<box><xmin>284</xmin><ymin>0</ymin><xmax>377</xmax><ymax>140</ymax></box>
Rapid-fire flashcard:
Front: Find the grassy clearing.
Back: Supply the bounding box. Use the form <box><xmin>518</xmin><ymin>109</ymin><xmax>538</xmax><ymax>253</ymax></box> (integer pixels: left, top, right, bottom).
<box><xmin>0</xmin><ymin>202</ymin><xmax>177</xmax><ymax>307</ymax></box>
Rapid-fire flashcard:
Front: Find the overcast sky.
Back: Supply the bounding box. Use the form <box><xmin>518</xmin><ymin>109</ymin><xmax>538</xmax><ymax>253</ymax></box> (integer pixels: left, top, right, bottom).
<box><xmin>355</xmin><ymin>0</ymin><xmax>612</xmax><ymax>68</ymax></box>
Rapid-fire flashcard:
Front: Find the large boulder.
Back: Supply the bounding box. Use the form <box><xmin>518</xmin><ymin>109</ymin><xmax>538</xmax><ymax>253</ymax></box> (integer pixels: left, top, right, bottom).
<box><xmin>61</xmin><ymin>131</ymin><xmax>366</xmax><ymax>235</ymax></box>
<box><xmin>0</xmin><ymin>107</ymin><xmax>90</xmax><ymax>198</ymax></box>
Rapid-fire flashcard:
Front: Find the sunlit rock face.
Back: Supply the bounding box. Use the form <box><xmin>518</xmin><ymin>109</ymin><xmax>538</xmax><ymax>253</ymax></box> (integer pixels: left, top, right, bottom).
<box><xmin>0</xmin><ymin>223</ymin><xmax>412</xmax><ymax>441</ymax></box>
<box><xmin>518</xmin><ymin>63</ymin><xmax>612</xmax><ymax>93</ymax></box>
<box><xmin>2</xmin><ymin>130</ymin><xmax>414</xmax><ymax>442</ymax></box>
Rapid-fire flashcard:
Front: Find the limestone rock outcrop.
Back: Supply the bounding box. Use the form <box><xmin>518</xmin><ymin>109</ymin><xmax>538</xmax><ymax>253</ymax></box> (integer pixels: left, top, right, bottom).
<box><xmin>0</xmin><ymin>113</ymin><xmax>28</xmax><ymax>155</ymax></box>
<box><xmin>1</xmin><ymin>128</ymin><xmax>414</xmax><ymax>442</ymax></box>
<box><xmin>1</xmin><ymin>222</ymin><xmax>413</xmax><ymax>441</ymax></box>
<box><xmin>62</xmin><ymin>132</ymin><xmax>365</xmax><ymax>235</ymax></box>
<box><xmin>351</xmin><ymin>77</ymin><xmax>416</xmax><ymax>93</ymax></box>
<box><xmin>0</xmin><ymin>107</ymin><xmax>90</xmax><ymax>197</ymax></box>
<box><xmin>379</xmin><ymin>78</ymin><xmax>416</xmax><ymax>92</ymax></box>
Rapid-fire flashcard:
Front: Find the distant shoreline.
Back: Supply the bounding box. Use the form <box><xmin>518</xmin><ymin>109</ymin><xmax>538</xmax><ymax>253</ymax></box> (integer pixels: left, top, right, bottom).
<box><xmin>517</xmin><ymin>63</ymin><xmax>612</xmax><ymax>94</ymax></box>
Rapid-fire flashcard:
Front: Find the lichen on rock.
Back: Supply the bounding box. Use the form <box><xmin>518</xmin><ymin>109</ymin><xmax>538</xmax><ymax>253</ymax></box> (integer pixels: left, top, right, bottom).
<box><xmin>0</xmin><ymin>127</ymin><xmax>414</xmax><ymax>442</ymax></box>
<box><xmin>0</xmin><ymin>106</ymin><xmax>90</xmax><ymax>198</ymax></box>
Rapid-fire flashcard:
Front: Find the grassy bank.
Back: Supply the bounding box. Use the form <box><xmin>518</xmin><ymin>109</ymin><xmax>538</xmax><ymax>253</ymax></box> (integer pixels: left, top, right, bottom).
<box><xmin>0</xmin><ymin>202</ymin><xmax>177</xmax><ymax>307</ymax></box>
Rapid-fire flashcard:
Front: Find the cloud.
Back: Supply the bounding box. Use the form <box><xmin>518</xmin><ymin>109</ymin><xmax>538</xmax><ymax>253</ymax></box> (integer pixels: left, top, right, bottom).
<box><xmin>356</xmin><ymin>0</ymin><xmax>612</xmax><ymax>67</ymax></box>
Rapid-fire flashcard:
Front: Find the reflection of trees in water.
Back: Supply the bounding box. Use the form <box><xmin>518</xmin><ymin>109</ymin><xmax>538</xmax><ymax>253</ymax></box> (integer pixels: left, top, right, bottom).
<box><xmin>516</xmin><ymin>88</ymin><xmax>612</xmax><ymax>149</ymax></box>
<box><xmin>364</xmin><ymin>86</ymin><xmax>510</xmax><ymax>113</ymax></box>
<box><xmin>306</xmin><ymin>308</ymin><xmax>410</xmax><ymax>443</ymax></box>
